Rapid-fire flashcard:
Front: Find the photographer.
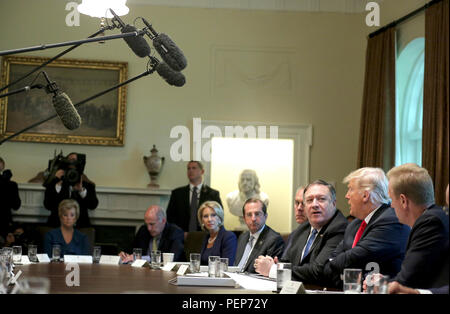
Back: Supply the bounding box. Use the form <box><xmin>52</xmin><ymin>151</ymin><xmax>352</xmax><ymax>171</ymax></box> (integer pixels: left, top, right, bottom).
<box><xmin>43</xmin><ymin>152</ymin><xmax>98</xmax><ymax>228</ymax></box>
<box><xmin>0</xmin><ymin>157</ymin><xmax>21</xmax><ymax>242</ymax></box>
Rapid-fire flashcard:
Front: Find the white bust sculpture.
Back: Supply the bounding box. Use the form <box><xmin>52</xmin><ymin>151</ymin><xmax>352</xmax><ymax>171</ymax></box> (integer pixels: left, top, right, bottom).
<box><xmin>226</xmin><ymin>169</ymin><xmax>269</xmax><ymax>230</ymax></box>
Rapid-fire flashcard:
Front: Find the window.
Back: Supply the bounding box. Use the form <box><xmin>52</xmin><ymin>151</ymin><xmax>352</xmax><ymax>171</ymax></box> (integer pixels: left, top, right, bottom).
<box><xmin>395</xmin><ymin>37</ymin><xmax>424</xmax><ymax>166</ymax></box>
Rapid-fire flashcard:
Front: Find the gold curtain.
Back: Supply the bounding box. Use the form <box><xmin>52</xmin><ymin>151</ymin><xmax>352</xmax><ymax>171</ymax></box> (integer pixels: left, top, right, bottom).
<box><xmin>423</xmin><ymin>0</ymin><xmax>449</xmax><ymax>206</ymax></box>
<box><xmin>357</xmin><ymin>28</ymin><xmax>396</xmax><ymax>170</ymax></box>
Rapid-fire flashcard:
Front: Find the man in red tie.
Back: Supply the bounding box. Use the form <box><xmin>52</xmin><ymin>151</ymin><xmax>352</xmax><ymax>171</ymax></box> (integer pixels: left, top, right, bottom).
<box><xmin>322</xmin><ymin>167</ymin><xmax>410</xmax><ymax>289</ymax></box>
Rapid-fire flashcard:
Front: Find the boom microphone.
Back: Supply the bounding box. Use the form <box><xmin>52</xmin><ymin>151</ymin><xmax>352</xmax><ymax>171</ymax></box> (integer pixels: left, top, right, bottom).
<box><xmin>110</xmin><ymin>9</ymin><xmax>151</xmax><ymax>58</ymax></box>
<box><xmin>42</xmin><ymin>72</ymin><xmax>81</xmax><ymax>130</ymax></box>
<box><xmin>142</xmin><ymin>18</ymin><xmax>187</xmax><ymax>71</ymax></box>
<box><xmin>155</xmin><ymin>62</ymin><xmax>186</xmax><ymax>87</ymax></box>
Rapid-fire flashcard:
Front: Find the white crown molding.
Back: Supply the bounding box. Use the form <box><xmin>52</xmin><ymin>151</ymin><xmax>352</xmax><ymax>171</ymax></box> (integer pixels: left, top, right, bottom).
<box><xmin>127</xmin><ymin>0</ymin><xmax>383</xmax><ymax>13</ymax></box>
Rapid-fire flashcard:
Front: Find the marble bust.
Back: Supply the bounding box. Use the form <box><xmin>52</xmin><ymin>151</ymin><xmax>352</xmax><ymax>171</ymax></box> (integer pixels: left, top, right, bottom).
<box><xmin>226</xmin><ymin>169</ymin><xmax>269</xmax><ymax>230</ymax></box>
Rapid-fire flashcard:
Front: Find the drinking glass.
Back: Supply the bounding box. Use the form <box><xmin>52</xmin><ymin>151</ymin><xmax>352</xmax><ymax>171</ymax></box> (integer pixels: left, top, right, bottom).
<box><xmin>208</xmin><ymin>256</ymin><xmax>220</xmax><ymax>277</ymax></box>
<box><xmin>189</xmin><ymin>253</ymin><xmax>201</xmax><ymax>273</ymax></box>
<box><xmin>12</xmin><ymin>246</ymin><xmax>22</xmax><ymax>264</ymax></box>
<box><xmin>133</xmin><ymin>248</ymin><xmax>142</xmax><ymax>261</ymax></box>
<box><xmin>150</xmin><ymin>250</ymin><xmax>161</xmax><ymax>269</ymax></box>
<box><xmin>366</xmin><ymin>273</ymin><xmax>389</xmax><ymax>294</ymax></box>
<box><xmin>93</xmin><ymin>246</ymin><xmax>101</xmax><ymax>263</ymax></box>
<box><xmin>52</xmin><ymin>244</ymin><xmax>61</xmax><ymax>262</ymax></box>
<box><xmin>27</xmin><ymin>244</ymin><xmax>38</xmax><ymax>263</ymax></box>
<box><xmin>218</xmin><ymin>258</ymin><xmax>229</xmax><ymax>278</ymax></box>
<box><xmin>276</xmin><ymin>263</ymin><xmax>292</xmax><ymax>292</ymax></box>
<box><xmin>343</xmin><ymin>268</ymin><xmax>362</xmax><ymax>294</ymax></box>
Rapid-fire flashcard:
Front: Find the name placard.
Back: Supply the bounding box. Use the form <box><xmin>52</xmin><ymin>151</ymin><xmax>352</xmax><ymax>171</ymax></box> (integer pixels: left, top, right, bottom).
<box><xmin>99</xmin><ymin>255</ymin><xmax>121</xmax><ymax>265</ymax></box>
<box><xmin>131</xmin><ymin>259</ymin><xmax>149</xmax><ymax>267</ymax></box>
<box><xmin>20</xmin><ymin>256</ymin><xmax>32</xmax><ymax>265</ymax></box>
<box><xmin>36</xmin><ymin>254</ymin><xmax>51</xmax><ymax>263</ymax></box>
<box><xmin>64</xmin><ymin>255</ymin><xmax>93</xmax><ymax>264</ymax></box>
<box><xmin>161</xmin><ymin>262</ymin><xmax>177</xmax><ymax>272</ymax></box>
<box><xmin>177</xmin><ymin>264</ymin><xmax>189</xmax><ymax>275</ymax></box>
<box><xmin>280</xmin><ymin>280</ymin><xmax>307</xmax><ymax>294</ymax></box>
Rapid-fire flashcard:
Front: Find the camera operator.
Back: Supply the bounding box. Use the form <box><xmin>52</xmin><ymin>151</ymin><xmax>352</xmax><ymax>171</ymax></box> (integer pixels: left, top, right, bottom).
<box><xmin>43</xmin><ymin>152</ymin><xmax>98</xmax><ymax>228</ymax></box>
<box><xmin>0</xmin><ymin>157</ymin><xmax>21</xmax><ymax>242</ymax></box>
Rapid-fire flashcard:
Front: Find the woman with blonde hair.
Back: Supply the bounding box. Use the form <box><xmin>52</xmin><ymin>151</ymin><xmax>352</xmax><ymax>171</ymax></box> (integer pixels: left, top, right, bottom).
<box><xmin>198</xmin><ymin>201</ymin><xmax>237</xmax><ymax>265</ymax></box>
<box><xmin>44</xmin><ymin>199</ymin><xmax>90</xmax><ymax>257</ymax></box>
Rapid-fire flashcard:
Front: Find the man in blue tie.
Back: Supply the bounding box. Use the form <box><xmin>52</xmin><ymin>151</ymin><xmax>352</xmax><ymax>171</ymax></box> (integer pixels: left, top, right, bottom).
<box><xmin>254</xmin><ymin>180</ymin><xmax>348</xmax><ymax>285</ymax></box>
<box><xmin>234</xmin><ymin>198</ymin><xmax>285</xmax><ymax>273</ymax></box>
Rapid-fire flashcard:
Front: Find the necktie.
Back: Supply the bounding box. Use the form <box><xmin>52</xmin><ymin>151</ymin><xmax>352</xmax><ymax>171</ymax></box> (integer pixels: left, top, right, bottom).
<box><xmin>237</xmin><ymin>235</ymin><xmax>254</xmax><ymax>271</ymax></box>
<box><xmin>352</xmin><ymin>220</ymin><xmax>367</xmax><ymax>248</ymax></box>
<box><xmin>301</xmin><ymin>229</ymin><xmax>318</xmax><ymax>262</ymax></box>
<box><xmin>152</xmin><ymin>237</ymin><xmax>157</xmax><ymax>252</ymax></box>
<box><xmin>189</xmin><ymin>186</ymin><xmax>199</xmax><ymax>231</ymax></box>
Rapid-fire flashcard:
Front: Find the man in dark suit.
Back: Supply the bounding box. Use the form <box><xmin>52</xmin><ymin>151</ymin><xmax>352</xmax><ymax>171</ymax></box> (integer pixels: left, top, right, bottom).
<box><xmin>234</xmin><ymin>198</ymin><xmax>285</xmax><ymax>273</ymax></box>
<box><xmin>119</xmin><ymin>205</ymin><xmax>185</xmax><ymax>262</ymax></box>
<box><xmin>0</xmin><ymin>157</ymin><xmax>21</xmax><ymax>241</ymax></box>
<box><xmin>254</xmin><ymin>180</ymin><xmax>348</xmax><ymax>285</ymax></box>
<box><xmin>43</xmin><ymin>153</ymin><xmax>98</xmax><ymax>228</ymax></box>
<box><xmin>385</xmin><ymin>163</ymin><xmax>449</xmax><ymax>290</ymax></box>
<box><xmin>166</xmin><ymin>160</ymin><xmax>222</xmax><ymax>233</ymax></box>
<box><xmin>323</xmin><ymin>167</ymin><xmax>410</xmax><ymax>288</ymax></box>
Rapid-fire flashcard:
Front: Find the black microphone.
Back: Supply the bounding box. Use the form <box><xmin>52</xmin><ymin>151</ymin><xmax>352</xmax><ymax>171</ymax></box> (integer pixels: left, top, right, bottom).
<box><xmin>42</xmin><ymin>72</ymin><xmax>81</xmax><ymax>130</ymax></box>
<box><xmin>110</xmin><ymin>9</ymin><xmax>151</xmax><ymax>58</ymax></box>
<box><xmin>142</xmin><ymin>18</ymin><xmax>187</xmax><ymax>71</ymax></box>
<box><xmin>155</xmin><ymin>62</ymin><xmax>186</xmax><ymax>87</ymax></box>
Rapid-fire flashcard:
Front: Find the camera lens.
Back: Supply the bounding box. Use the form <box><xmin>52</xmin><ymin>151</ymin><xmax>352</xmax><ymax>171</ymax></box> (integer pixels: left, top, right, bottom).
<box><xmin>65</xmin><ymin>168</ymin><xmax>80</xmax><ymax>185</ymax></box>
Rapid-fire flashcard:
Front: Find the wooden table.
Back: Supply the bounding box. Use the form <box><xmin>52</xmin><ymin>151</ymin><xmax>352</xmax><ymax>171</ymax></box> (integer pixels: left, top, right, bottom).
<box><xmin>15</xmin><ymin>263</ymin><xmax>275</xmax><ymax>294</ymax></box>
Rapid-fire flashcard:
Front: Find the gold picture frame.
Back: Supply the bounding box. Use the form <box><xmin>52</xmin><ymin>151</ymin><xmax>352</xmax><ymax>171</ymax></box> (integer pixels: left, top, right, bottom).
<box><xmin>0</xmin><ymin>56</ymin><xmax>128</xmax><ymax>146</ymax></box>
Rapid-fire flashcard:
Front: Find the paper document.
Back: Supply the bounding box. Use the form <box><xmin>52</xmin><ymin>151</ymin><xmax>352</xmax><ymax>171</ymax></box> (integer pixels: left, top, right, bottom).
<box><xmin>225</xmin><ymin>272</ymin><xmax>276</xmax><ymax>291</ymax></box>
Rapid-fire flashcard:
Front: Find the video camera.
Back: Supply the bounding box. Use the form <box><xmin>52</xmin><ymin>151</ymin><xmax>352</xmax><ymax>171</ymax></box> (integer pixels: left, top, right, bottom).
<box><xmin>43</xmin><ymin>151</ymin><xmax>86</xmax><ymax>187</ymax></box>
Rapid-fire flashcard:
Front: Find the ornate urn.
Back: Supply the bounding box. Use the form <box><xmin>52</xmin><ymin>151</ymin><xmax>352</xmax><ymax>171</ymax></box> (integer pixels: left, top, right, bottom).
<box><xmin>143</xmin><ymin>145</ymin><xmax>165</xmax><ymax>188</ymax></box>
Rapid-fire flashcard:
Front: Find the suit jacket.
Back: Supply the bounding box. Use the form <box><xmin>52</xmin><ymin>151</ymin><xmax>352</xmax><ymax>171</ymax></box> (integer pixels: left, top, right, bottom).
<box><xmin>44</xmin><ymin>179</ymin><xmax>99</xmax><ymax>228</ymax></box>
<box><xmin>234</xmin><ymin>225</ymin><xmax>285</xmax><ymax>273</ymax></box>
<box><xmin>280</xmin><ymin>210</ymin><xmax>348</xmax><ymax>285</ymax></box>
<box><xmin>166</xmin><ymin>184</ymin><xmax>222</xmax><ymax>232</ymax></box>
<box><xmin>132</xmin><ymin>222</ymin><xmax>185</xmax><ymax>262</ymax></box>
<box><xmin>323</xmin><ymin>204</ymin><xmax>410</xmax><ymax>288</ymax></box>
<box><xmin>393</xmin><ymin>205</ymin><xmax>449</xmax><ymax>289</ymax></box>
<box><xmin>0</xmin><ymin>178</ymin><xmax>21</xmax><ymax>237</ymax></box>
<box><xmin>200</xmin><ymin>226</ymin><xmax>237</xmax><ymax>265</ymax></box>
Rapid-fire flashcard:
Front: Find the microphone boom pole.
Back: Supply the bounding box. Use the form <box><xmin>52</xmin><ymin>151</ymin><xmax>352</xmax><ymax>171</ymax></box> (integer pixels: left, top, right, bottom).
<box><xmin>0</xmin><ymin>30</ymin><xmax>147</xmax><ymax>57</ymax></box>
<box><xmin>0</xmin><ymin>68</ymin><xmax>156</xmax><ymax>145</ymax></box>
<box><xmin>0</xmin><ymin>27</ymin><xmax>114</xmax><ymax>94</ymax></box>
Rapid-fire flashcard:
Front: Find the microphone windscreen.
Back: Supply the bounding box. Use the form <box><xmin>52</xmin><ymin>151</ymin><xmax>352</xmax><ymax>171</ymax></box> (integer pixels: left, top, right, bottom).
<box><xmin>156</xmin><ymin>62</ymin><xmax>186</xmax><ymax>87</ymax></box>
<box><xmin>53</xmin><ymin>92</ymin><xmax>81</xmax><ymax>130</ymax></box>
<box><xmin>122</xmin><ymin>25</ymin><xmax>151</xmax><ymax>58</ymax></box>
<box><xmin>153</xmin><ymin>33</ymin><xmax>187</xmax><ymax>72</ymax></box>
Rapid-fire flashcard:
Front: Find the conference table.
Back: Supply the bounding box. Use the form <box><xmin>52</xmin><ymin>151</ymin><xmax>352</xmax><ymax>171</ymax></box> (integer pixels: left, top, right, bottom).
<box><xmin>15</xmin><ymin>262</ymin><xmax>277</xmax><ymax>294</ymax></box>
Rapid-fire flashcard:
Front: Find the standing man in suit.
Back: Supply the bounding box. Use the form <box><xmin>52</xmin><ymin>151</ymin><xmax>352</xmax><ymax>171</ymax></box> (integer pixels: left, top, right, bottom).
<box><xmin>254</xmin><ymin>180</ymin><xmax>348</xmax><ymax>285</ymax></box>
<box><xmin>385</xmin><ymin>163</ymin><xmax>449</xmax><ymax>290</ymax></box>
<box><xmin>119</xmin><ymin>205</ymin><xmax>185</xmax><ymax>262</ymax></box>
<box><xmin>166</xmin><ymin>161</ymin><xmax>222</xmax><ymax>233</ymax></box>
<box><xmin>323</xmin><ymin>167</ymin><xmax>410</xmax><ymax>288</ymax></box>
<box><xmin>234</xmin><ymin>198</ymin><xmax>285</xmax><ymax>273</ymax></box>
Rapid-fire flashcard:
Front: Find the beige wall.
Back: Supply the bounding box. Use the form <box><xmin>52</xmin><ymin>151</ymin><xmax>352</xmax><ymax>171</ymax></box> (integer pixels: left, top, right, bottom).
<box><xmin>1</xmin><ymin>0</ymin><xmax>421</xmax><ymax>219</ymax></box>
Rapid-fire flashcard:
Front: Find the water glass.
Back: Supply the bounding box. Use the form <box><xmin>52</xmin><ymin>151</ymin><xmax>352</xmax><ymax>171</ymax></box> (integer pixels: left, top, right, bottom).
<box><xmin>93</xmin><ymin>246</ymin><xmax>101</xmax><ymax>263</ymax></box>
<box><xmin>133</xmin><ymin>248</ymin><xmax>142</xmax><ymax>261</ymax></box>
<box><xmin>27</xmin><ymin>244</ymin><xmax>38</xmax><ymax>263</ymax></box>
<box><xmin>189</xmin><ymin>253</ymin><xmax>201</xmax><ymax>273</ymax></box>
<box><xmin>208</xmin><ymin>256</ymin><xmax>220</xmax><ymax>277</ymax></box>
<box><xmin>1</xmin><ymin>247</ymin><xmax>13</xmax><ymax>275</ymax></box>
<box><xmin>12</xmin><ymin>246</ymin><xmax>22</xmax><ymax>264</ymax></box>
<box><xmin>218</xmin><ymin>258</ymin><xmax>229</xmax><ymax>278</ymax></box>
<box><xmin>18</xmin><ymin>277</ymin><xmax>50</xmax><ymax>294</ymax></box>
<box><xmin>150</xmin><ymin>250</ymin><xmax>161</xmax><ymax>269</ymax></box>
<box><xmin>366</xmin><ymin>273</ymin><xmax>389</xmax><ymax>294</ymax></box>
<box><xmin>276</xmin><ymin>263</ymin><xmax>292</xmax><ymax>291</ymax></box>
<box><xmin>343</xmin><ymin>268</ymin><xmax>362</xmax><ymax>294</ymax></box>
<box><xmin>52</xmin><ymin>244</ymin><xmax>61</xmax><ymax>262</ymax></box>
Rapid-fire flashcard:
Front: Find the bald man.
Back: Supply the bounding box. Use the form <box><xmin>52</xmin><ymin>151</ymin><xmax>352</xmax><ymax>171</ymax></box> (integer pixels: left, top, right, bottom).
<box><xmin>119</xmin><ymin>205</ymin><xmax>185</xmax><ymax>262</ymax></box>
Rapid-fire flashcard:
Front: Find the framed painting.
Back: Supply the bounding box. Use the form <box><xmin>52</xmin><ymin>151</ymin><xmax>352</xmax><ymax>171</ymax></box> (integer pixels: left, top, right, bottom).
<box><xmin>0</xmin><ymin>56</ymin><xmax>128</xmax><ymax>146</ymax></box>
